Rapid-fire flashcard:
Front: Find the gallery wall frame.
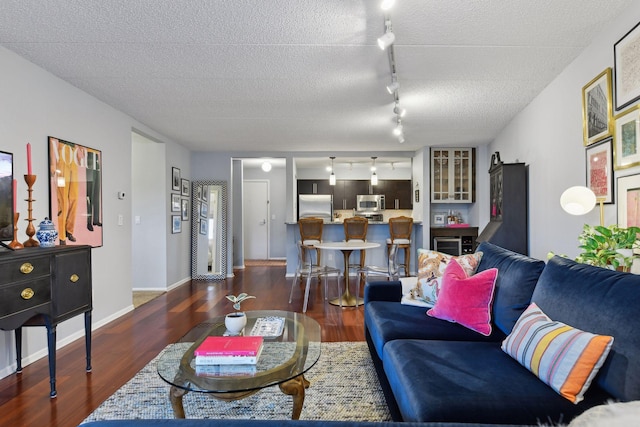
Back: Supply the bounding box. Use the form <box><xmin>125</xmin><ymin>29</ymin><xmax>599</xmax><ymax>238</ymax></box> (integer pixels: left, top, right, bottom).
<box><xmin>181</xmin><ymin>198</ymin><xmax>189</xmax><ymax>221</ymax></box>
<box><xmin>171</xmin><ymin>193</ymin><xmax>181</xmax><ymax>212</ymax></box>
<box><xmin>172</xmin><ymin>167</ymin><xmax>181</xmax><ymax>191</ymax></box>
<box><xmin>614</xmin><ymin>21</ymin><xmax>640</xmax><ymax>110</ymax></box>
<box><xmin>181</xmin><ymin>178</ymin><xmax>190</xmax><ymax>197</ymax></box>
<box><xmin>585</xmin><ymin>138</ymin><xmax>614</xmax><ymax>204</ymax></box>
<box><xmin>48</xmin><ymin>136</ymin><xmax>103</xmax><ymax>247</ymax></box>
<box><xmin>172</xmin><ymin>215</ymin><xmax>181</xmax><ymax>234</ymax></box>
<box><xmin>582</xmin><ymin>68</ymin><xmax>613</xmax><ymax>146</ymax></box>
<box><xmin>617</xmin><ymin>173</ymin><xmax>640</xmax><ymax>228</ymax></box>
<box><xmin>613</xmin><ymin>105</ymin><xmax>640</xmax><ymax>170</ymax></box>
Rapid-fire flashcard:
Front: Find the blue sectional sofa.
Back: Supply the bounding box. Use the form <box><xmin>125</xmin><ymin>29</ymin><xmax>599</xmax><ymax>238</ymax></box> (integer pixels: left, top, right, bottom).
<box><xmin>364</xmin><ymin>242</ymin><xmax>640</xmax><ymax>425</ymax></box>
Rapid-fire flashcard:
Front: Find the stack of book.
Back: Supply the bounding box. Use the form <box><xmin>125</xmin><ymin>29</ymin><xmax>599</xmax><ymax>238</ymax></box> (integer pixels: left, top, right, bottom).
<box><xmin>194</xmin><ymin>336</ymin><xmax>264</xmax><ymax>365</ymax></box>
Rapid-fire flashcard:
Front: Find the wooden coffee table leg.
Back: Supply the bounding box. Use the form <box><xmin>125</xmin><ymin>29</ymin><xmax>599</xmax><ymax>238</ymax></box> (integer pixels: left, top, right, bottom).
<box><xmin>279</xmin><ymin>374</ymin><xmax>310</xmax><ymax>420</ymax></box>
<box><xmin>169</xmin><ymin>385</ymin><xmax>187</xmax><ymax>418</ymax></box>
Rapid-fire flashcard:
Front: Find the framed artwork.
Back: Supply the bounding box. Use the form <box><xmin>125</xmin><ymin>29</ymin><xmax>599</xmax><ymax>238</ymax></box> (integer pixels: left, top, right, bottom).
<box><xmin>200</xmin><ymin>201</ymin><xmax>209</xmax><ymax>218</ymax></box>
<box><xmin>172</xmin><ymin>167</ymin><xmax>181</xmax><ymax>191</ymax></box>
<box><xmin>199</xmin><ymin>218</ymin><xmax>208</xmax><ymax>235</ymax></box>
<box><xmin>48</xmin><ymin>136</ymin><xmax>103</xmax><ymax>247</ymax></box>
<box><xmin>195</xmin><ymin>184</ymin><xmax>202</xmax><ymax>200</ymax></box>
<box><xmin>433</xmin><ymin>213</ymin><xmax>445</xmax><ymax>225</ymax></box>
<box><xmin>181</xmin><ymin>198</ymin><xmax>189</xmax><ymax>221</ymax></box>
<box><xmin>172</xmin><ymin>215</ymin><xmax>181</xmax><ymax>234</ymax></box>
<box><xmin>613</xmin><ymin>105</ymin><xmax>640</xmax><ymax>170</ymax></box>
<box><xmin>614</xmin><ymin>21</ymin><xmax>640</xmax><ymax>110</ymax></box>
<box><xmin>585</xmin><ymin>138</ymin><xmax>614</xmax><ymax>204</ymax></box>
<box><xmin>617</xmin><ymin>174</ymin><xmax>640</xmax><ymax>228</ymax></box>
<box><xmin>582</xmin><ymin>68</ymin><xmax>613</xmax><ymax>146</ymax></box>
<box><xmin>202</xmin><ymin>185</ymin><xmax>209</xmax><ymax>202</ymax></box>
<box><xmin>171</xmin><ymin>193</ymin><xmax>181</xmax><ymax>212</ymax></box>
<box><xmin>181</xmin><ymin>178</ymin><xmax>189</xmax><ymax>197</ymax></box>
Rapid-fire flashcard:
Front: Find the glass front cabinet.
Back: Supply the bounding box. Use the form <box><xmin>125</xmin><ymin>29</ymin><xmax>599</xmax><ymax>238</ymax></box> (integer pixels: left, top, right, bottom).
<box><xmin>430</xmin><ymin>148</ymin><xmax>475</xmax><ymax>203</ymax></box>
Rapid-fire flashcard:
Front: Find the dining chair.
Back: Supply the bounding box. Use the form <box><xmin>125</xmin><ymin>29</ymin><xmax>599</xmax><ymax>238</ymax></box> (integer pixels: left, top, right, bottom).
<box><xmin>358</xmin><ymin>243</ymin><xmax>400</xmax><ymax>283</ymax></box>
<box><xmin>298</xmin><ymin>217</ymin><xmax>324</xmax><ymax>269</ymax></box>
<box><xmin>386</xmin><ymin>216</ymin><xmax>413</xmax><ymax>277</ymax></box>
<box><xmin>289</xmin><ymin>242</ymin><xmax>343</xmax><ymax>312</ymax></box>
<box><xmin>343</xmin><ymin>217</ymin><xmax>369</xmax><ymax>281</ymax></box>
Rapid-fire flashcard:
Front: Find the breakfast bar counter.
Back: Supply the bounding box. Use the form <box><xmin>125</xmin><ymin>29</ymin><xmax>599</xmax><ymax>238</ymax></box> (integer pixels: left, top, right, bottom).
<box><xmin>284</xmin><ymin>220</ymin><xmax>422</xmax><ymax>277</ymax></box>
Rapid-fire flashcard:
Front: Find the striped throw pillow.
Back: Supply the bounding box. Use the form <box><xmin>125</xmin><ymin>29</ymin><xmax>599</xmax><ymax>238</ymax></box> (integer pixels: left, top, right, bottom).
<box><xmin>501</xmin><ymin>303</ymin><xmax>614</xmax><ymax>404</ymax></box>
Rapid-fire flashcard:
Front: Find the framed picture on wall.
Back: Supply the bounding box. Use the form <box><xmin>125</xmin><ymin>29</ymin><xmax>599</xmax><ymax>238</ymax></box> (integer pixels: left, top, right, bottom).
<box><xmin>585</xmin><ymin>138</ymin><xmax>614</xmax><ymax>204</ymax></box>
<box><xmin>172</xmin><ymin>215</ymin><xmax>181</xmax><ymax>234</ymax></box>
<box><xmin>181</xmin><ymin>198</ymin><xmax>189</xmax><ymax>221</ymax></box>
<box><xmin>172</xmin><ymin>167</ymin><xmax>181</xmax><ymax>191</ymax></box>
<box><xmin>181</xmin><ymin>178</ymin><xmax>190</xmax><ymax>197</ymax></box>
<box><xmin>614</xmin><ymin>21</ymin><xmax>640</xmax><ymax>110</ymax></box>
<box><xmin>582</xmin><ymin>68</ymin><xmax>613</xmax><ymax>146</ymax></box>
<box><xmin>614</xmin><ymin>105</ymin><xmax>640</xmax><ymax>170</ymax></box>
<box><xmin>171</xmin><ymin>193</ymin><xmax>181</xmax><ymax>212</ymax></box>
<box><xmin>617</xmin><ymin>173</ymin><xmax>640</xmax><ymax>227</ymax></box>
<box><xmin>199</xmin><ymin>218</ymin><xmax>208</xmax><ymax>235</ymax></box>
<box><xmin>48</xmin><ymin>136</ymin><xmax>103</xmax><ymax>247</ymax></box>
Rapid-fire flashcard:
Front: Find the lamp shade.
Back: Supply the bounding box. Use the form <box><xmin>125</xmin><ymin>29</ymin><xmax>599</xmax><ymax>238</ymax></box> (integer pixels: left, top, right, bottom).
<box><xmin>560</xmin><ymin>186</ymin><xmax>596</xmax><ymax>215</ymax></box>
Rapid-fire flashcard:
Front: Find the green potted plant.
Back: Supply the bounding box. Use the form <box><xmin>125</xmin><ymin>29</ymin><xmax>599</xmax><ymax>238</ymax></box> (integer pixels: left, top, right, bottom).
<box><xmin>576</xmin><ymin>224</ymin><xmax>640</xmax><ymax>271</ymax></box>
<box><xmin>224</xmin><ymin>293</ymin><xmax>256</xmax><ymax>335</ymax></box>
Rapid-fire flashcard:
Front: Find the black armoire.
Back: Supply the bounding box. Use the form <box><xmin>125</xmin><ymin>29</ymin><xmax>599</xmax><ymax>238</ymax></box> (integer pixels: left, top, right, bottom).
<box><xmin>476</xmin><ymin>153</ymin><xmax>529</xmax><ymax>255</ymax></box>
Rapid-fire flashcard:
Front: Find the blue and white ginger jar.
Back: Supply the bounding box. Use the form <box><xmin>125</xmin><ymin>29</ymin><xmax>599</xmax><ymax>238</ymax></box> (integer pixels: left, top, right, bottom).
<box><xmin>36</xmin><ymin>217</ymin><xmax>58</xmax><ymax>248</ymax></box>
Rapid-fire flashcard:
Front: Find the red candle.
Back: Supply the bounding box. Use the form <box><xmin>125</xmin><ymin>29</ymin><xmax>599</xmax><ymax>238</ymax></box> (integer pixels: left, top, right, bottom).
<box><xmin>26</xmin><ymin>143</ymin><xmax>32</xmax><ymax>175</ymax></box>
<box><xmin>13</xmin><ymin>179</ymin><xmax>17</xmax><ymax>212</ymax></box>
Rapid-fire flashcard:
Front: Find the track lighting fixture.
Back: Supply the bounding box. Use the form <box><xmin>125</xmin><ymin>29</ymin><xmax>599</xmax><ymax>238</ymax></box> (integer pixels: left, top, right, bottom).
<box><xmin>398</xmin><ymin>134</ymin><xmax>405</xmax><ymax>143</ymax></box>
<box><xmin>393</xmin><ymin>121</ymin><xmax>403</xmax><ymax>136</ymax></box>
<box><xmin>381</xmin><ymin>0</ymin><xmax>396</xmax><ymax>11</ymax></box>
<box><xmin>394</xmin><ymin>103</ymin><xmax>406</xmax><ymax>117</ymax></box>
<box><xmin>371</xmin><ymin>157</ymin><xmax>378</xmax><ymax>186</ymax></box>
<box><xmin>386</xmin><ymin>80</ymin><xmax>399</xmax><ymax>94</ymax></box>
<box><xmin>377</xmin><ymin>21</ymin><xmax>395</xmax><ymax>50</ymax></box>
<box><xmin>329</xmin><ymin>157</ymin><xmax>336</xmax><ymax>186</ymax></box>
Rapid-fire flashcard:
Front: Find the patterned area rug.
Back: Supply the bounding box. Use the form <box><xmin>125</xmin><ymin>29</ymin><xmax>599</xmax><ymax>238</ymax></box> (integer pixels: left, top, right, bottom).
<box><xmin>81</xmin><ymin>341</ymin><xmax>391</xmax><ymax>423</ymax></box>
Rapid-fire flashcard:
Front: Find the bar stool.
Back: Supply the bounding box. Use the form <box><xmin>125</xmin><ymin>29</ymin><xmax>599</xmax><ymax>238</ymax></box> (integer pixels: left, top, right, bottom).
<box><xmin>386</xmin><ymin>216</ymin><xmax>413</xmax><ymax>277</ymax></box>
<box><xmin>298</xmin><ymin>217</ymin><xmax>324</xmax><ymax>270</ymax></box>
<box><xmin>343</xmin><ymin>216</ymin><xmax>368</xmax><ymax>279</ymax></box>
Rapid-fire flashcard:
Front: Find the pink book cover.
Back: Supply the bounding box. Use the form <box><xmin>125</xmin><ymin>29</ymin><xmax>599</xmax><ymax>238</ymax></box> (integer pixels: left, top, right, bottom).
<box><xmin>194</xmin><ymin>336</ymin><xmax>264</xmax><ymax>356</ymax></box>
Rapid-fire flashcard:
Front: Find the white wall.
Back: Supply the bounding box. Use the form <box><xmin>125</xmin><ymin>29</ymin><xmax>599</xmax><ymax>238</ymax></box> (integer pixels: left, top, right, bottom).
<box><xmin>0</xmin><ymin>46</ymin><xmax>185</xmax><ymax>378</ymax></box>
<box><xmin>490</xmin><ymin>4</ymin><xmax>640</xmax><ymax>261</ymax></box>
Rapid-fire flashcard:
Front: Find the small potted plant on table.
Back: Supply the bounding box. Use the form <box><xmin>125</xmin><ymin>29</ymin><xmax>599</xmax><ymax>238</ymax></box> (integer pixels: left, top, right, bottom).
<box><xmin>224</xmin><ymin>293</ymin><xmax>256</xmax><ymax>335</ymax></box>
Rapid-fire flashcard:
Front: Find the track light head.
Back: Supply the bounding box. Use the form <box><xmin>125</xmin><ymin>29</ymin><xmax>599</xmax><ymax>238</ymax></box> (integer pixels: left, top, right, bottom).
<box><xmin>394</xmin><ymin>104</ymin><xmax>406</xmax><ymax>117</ymax></box>
<box><xmin>398</xmin><ymin>134</ymin><xmax>405</xmax><ymax>143</ymax></box>
<box><xmin>386</xmin><ymin>81</ymin><xmax>399</xmax><ymax>94</ymax></box>
<box><xmin>381</xmin><ymin>0</ymin><xmax>396</xmax><ymax>11</ymax></box>
<box><xmin>393</xmin><ymin>122</ymin><xmax>403</xmax><ymax>136</ymax></box>
<box><xmin>377</xmin><ymin>30</ymin><xmax>395</xmax><ymax>50</ymax></box>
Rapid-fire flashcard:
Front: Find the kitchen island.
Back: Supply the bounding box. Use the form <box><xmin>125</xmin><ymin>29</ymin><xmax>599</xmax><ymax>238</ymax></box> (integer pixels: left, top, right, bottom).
<box><xmin>284</xmin><ymin>219</ymin><xmax>423</xmax><ymax>277</ymax></box>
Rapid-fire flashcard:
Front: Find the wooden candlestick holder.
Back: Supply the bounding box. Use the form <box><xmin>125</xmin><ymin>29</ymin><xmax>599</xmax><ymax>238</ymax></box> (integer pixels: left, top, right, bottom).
<box><xmin>8</xmin><ymin>212</ymin><xmax>24</xmax><ymax>249</ymax></box>
<box><xmin>23</xmin><ymin>174</ymin><xmax>39</xmax><ymax>247</ymax></box>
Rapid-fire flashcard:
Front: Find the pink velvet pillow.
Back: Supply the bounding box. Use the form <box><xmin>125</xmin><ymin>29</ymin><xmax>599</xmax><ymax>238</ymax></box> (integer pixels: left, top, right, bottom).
<box><xmin>426</xmin><ymin>258</ymin><xmax>498</xmax><ymax>336</ymax></box>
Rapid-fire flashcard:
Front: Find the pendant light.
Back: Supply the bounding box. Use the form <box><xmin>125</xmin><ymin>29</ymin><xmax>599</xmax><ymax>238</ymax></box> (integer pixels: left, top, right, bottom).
<box><xmin>329</xmin><ymin>157</ymin><xmax>336</xmax><ymax>186</ymax></box>
<box><xmin>371</xmin><ymin>157</ymin><xmax>378</xmax><ymax>186</ymax></box>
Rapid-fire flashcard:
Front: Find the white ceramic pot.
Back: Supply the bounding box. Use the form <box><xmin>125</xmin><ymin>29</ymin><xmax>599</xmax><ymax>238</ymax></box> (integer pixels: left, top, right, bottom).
<box><xmin>225</xmin><ymin>312</ymin><xmax>247</xmax><ymax>335</ymax></box>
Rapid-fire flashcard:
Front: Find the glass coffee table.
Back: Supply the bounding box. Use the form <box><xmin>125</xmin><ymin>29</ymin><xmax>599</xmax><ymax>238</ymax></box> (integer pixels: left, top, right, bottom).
<box><xmin>157</xmin><ymin>310</ymin><xmax>321</xmax><ymax>420</ymax></box>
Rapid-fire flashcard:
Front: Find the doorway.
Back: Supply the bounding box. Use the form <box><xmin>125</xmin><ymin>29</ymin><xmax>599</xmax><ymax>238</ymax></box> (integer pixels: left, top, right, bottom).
<box><xmin>243</xmin><ymin>180</ymin><xmax>269</xmax><ymax>260</ymax></box>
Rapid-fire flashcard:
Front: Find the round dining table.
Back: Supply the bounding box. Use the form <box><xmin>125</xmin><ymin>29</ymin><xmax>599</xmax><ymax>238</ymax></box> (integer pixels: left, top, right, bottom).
<box><xmin>313</xmin><ymin>241</ymin><xmax>380</xmax><ymax>307</ymax></box>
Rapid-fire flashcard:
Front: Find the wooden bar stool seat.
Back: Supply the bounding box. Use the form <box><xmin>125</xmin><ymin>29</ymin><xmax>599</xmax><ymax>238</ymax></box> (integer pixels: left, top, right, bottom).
<box><xmin>343</xmin><ymin>217</ymin><xmax>368</xmax><ymax>277</ymax></box>
<box><xmin>298</xmin><ymin>217</ymin><xmax>324</xmax><ymax>269</ymax></box>
<box><xmin>386</xmin><ymin>216</ymin><xmax>413</xmax><ymax>277</ymax></box>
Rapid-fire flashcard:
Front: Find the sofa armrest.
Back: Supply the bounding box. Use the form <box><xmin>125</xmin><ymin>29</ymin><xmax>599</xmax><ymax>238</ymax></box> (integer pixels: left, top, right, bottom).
<box><xmin>364</xmin><ymin>280</ymin><xmax>402</xmax><ymax>303</ymax></box>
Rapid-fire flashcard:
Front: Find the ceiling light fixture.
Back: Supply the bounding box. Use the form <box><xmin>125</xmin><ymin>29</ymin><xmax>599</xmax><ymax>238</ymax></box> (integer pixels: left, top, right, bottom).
<box><xmin>398</xmin><ymin>135</ymin><xmax>405</xmax><ymax>143</ymax></box>
<box><xmin>261</xmin><ymin>161</ymin><xmax>272</xmax><ymax>172</ymax></box>
<box><xmin>381</xmin><ymin>0</ymin><xmax>396</xmax><ymax>10</ymax></box>
<box><xmin>393</xmin><ymin>120</ymin><xmax>403</xmax><ymax>136</ymax></box>
<box><xmin>394</xmin><ymin>103</ymin><xmax>406</xmax><ymax>117</ymax></box>
<box><xmin>386</xmin><ymin>80</ymin><xmax>399</xmax><ymax>94</ymax></box>
<box><xmin>371</xmin><ymin>157</ymin><xmax>378</xmax><ymax>186</ymax></box>
<box><xmin>329</xmin><ymin>156</ymin><xmax>336</xmax><ymax>186</ymax></box>
<box><xmin>377</xmin><ymin>20</ymin><xmax>395</xmax><ymax>50</ymax></box>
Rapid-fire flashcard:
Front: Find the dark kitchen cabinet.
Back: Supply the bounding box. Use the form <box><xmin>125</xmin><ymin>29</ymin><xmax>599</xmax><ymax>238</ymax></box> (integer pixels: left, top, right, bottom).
<box><xmin>334</xmin><ymin>180</ymin><xmax>370</xmax><ymax>210</ymax></box>
<box><xmin>297</xmin><ymin>179</ymin><xmax>333</xmax><ymax>195</ymax></box>
<box><xmin>380</xmin><ymin>180</ymin><xmax>412</xmax><ymax>209</ymax></box>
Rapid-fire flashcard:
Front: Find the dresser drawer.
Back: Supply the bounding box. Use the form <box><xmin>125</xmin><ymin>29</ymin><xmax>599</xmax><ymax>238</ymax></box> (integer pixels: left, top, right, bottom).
<box><xmin>0</xmin><ymin>278</ymin><xmax>51</xmax><ymax>320</ymax></box>
<box><xmin>0</xmin><ymin>255</ymin><xmax>51</xmax><ymax>283</ymax></box>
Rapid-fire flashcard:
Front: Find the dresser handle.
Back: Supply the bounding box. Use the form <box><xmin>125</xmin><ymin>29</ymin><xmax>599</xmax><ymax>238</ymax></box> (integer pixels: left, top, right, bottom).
<box><xmin>70</xmin><ymin>274</ymin><xmax>79</xmax><ymax>283</ymax></box>
<box><xmin>21</xmin><ymin>288</ymin><xmax>34</xmax><ymax>300</ymax></box>
<box><xmin>20</xmin><ymin>263</ymin><xmax>34</xmax><ymax>274</ymax></box>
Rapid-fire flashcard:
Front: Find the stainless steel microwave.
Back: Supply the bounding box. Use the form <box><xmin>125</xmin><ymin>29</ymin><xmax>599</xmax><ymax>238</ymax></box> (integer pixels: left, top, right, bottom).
<box><xmin>356</xmin><ymin>194</ymin><xmax>385</xmax><ymax>212</ymax></box>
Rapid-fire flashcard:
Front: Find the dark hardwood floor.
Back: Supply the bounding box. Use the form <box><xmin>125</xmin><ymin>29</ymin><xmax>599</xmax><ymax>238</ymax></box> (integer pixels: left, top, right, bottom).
<box><xmin>0</xmin><ymin>264</ymin><xmax>366</xmax><ymax>427</ymax></box>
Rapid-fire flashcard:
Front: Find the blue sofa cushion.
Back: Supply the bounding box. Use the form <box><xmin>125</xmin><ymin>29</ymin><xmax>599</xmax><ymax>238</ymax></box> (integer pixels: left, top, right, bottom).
<box><xmin>532</xmin><ymin>256</ymin><xmax>640</xmax><ymax>402</ymax></box>
<box><xmin>365</xmin><ymin>301</ymin><xmax>505</xmax><ymax>361</ymax></box>
<box><xmin>382</xmin><ymin>340</ymin><xmax>611</xmax><ymax>424</ymax></box>
<box><xmin>475</xmin><ymin>242</ymin><xmax>545</xmax><ymax>335</ymax></box>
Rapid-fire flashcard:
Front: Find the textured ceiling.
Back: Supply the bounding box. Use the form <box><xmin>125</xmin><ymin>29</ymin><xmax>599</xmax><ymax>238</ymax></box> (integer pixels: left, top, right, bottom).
<box><xmin>0</xmin><ymin>0</ymin><xmax>634</xmax><ymax>154</ymax></box>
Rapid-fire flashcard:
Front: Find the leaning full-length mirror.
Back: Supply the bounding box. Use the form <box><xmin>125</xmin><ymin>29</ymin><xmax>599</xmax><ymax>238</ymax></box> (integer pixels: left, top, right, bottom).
<box><xmin>191</xmin><ymin>180</ymin><xmax>227</xmax><ymax>280</ymax></box>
